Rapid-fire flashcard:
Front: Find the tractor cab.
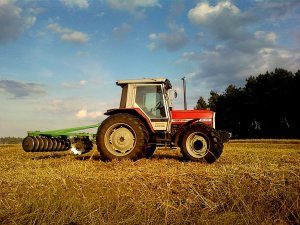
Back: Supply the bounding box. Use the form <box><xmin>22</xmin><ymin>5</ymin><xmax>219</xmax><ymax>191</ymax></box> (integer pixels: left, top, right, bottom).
<box><xmin>115</xmin><ymin>78</ymin><xmax>173</xmax><ymax>132</ymax></box>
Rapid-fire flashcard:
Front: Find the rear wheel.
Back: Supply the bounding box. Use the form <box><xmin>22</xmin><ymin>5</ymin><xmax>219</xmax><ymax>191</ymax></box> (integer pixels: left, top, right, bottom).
<box><xmin>180</xmin><ymin>123</ymin><xmax>223</xmax><ymax>163</ymax></box>
<box><xmin>96</xmin><ymin>113</ymin><xmax>149</xmax><ymax>161</ymax></box>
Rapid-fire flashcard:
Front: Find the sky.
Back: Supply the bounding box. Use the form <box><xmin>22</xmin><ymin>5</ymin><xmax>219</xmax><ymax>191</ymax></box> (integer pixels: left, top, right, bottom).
<box><xmin>0</xmin><ymin>0</ymin><xmax>300</xmax><ymax>137</ymax></box>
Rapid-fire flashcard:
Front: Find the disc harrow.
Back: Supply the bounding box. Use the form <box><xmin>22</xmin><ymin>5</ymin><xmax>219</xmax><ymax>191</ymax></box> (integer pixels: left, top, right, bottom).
<box><xmin>22</xmin><ymin>124</ymin><xmax>99</xmax><ymax>154</ymax></box>
<box><xmin>22</xmin><ymin>136</ymin><xmax>71</xmax><ymax>152</ymax></box>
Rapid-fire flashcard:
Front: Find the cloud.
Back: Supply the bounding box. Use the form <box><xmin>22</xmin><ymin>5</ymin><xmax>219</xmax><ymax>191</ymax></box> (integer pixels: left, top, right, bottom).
<box><xmin>180</xmin><ymin>1</ymin><xmax>300</xmax><ymax>95</ymax></box>
<box><xmin>107</xmin><ymin>0</ymin><xmax>160</xmax><ymax>18</ymax></box>
<box><xmin>60</xmin><ymin>0</ymin><xmax>89</xmax><ymax>9</ymax></box>
<box><xmin>179</xmin><ymin>45</ymin><xmax>300</xmax><ymax>93</ymax></box>
<box><xmin>148</xmin><ymin>21</ymin><xmax>187</xmax><ymax>51</ymax></box>
<box><xmin>62</xmin><ymin>31</ymin><xmax>89</xmax><ymax>42</ymax></box>
<box><xmin>113</xmin><ymin>22</ymin><xmax>132</xmax><ymax>39</ymax></box>
<box><xmin>108</xmin><ymin>0</ymin><xmax>160</xmax><ymax>11</ymax></box>
<box><xmin>36</xmin><ymin>96</ymin><xmax>111</xmax><ymax>120</ymax></box>
<box><xmin>188</xmin><ymin>1</ymin><xmax>240</xmax><ymax>24</ymax></box>
<box><xmin>0</xmin><ymin>80</ymin><xmax>46</xmax><ymax>98</ymax></box>
<box><xmin>188</xmin><ymin>1</ymin><xmax>256</xmax><ymax>43</ymax></box>
<box><xmin>62</xmin><ymin>80</ymin><xmax>87</xmax><ymax>88</ymax></box>
<box><xmin>254</xmin><ymin>1</ymin><xmax>300</xmax><ymax>21</ymax></box>
<box><xmin>76</xmin><ymin>109</ymin><xmax>102</xmax><ymax>119</ymax></box>
<box><xmin>37</xmin><ymin>98</ymin><xmax>81</xmax><ymax>114</ymax></box>
<box><xmin>47</xmin><ymin>23</ymin><xmax>89</xmax><ymax>43</ymax></box>
<box><xmin>0</xmin><ymin>0</ymin><xmax>36</xmax><ymax>44</ymax></box>
<box><xmin>255</xmin><ymin>31</ymin><xmax>277</xmax><ymax>44</ymax></box>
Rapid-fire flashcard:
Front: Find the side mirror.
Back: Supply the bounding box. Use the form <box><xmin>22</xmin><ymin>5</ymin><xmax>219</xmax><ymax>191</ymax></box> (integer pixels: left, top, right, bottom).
<box><xmin>174</xmin><ymin>90</ymin><xmax>177</xmax><ymax>99</ymax></box>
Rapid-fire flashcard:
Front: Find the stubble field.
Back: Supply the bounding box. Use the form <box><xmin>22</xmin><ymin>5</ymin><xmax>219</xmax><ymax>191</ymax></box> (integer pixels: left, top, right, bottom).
<box><xmin>0</xmin><ymin>140</ymin><xmax>299</xmax><ymax>225</ymax></box>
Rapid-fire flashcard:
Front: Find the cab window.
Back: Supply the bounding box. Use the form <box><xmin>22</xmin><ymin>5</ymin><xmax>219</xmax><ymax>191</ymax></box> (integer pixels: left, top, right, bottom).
<box><xmin>135</xmin><ymin>85</ymin><xmax>166</xmax><ymax>118</ymax></box>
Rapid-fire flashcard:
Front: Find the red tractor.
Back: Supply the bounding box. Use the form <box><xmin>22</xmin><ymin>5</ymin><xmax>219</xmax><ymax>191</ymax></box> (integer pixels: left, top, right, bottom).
<box><xmin>22</xmin><ymin>78</ymin><xmax>229</xmax><ymax>163</ymax></box>
<box><xmin>96</xmin><ymin>78</ymin><xmax>228</xmax><ymax>163</ymax></box>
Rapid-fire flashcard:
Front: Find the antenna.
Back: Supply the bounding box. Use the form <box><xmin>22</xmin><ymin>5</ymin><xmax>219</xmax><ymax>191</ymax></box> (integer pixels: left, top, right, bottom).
<box><xmin>181</xmin><ymin>77</ymin><xmax>187</xmax><ymax>110</ymax></box>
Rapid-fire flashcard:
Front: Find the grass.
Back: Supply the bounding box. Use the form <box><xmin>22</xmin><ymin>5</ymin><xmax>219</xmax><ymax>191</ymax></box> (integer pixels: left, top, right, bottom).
<box><xmin>0</xmin><ymin>140</ymin><xmax>299</xmax><ymax>225</ymax></box>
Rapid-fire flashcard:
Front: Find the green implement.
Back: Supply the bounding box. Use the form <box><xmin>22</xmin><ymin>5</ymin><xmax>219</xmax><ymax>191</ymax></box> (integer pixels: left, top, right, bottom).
<box><xmin>22</xmin><ymin>124</ymin><xmax>99</xmax><ymax>154</ymax></box>
<box><xmin>27</xmin><ymin>124</ymin><xmax>99</xmax><ymax>138</ymax></box>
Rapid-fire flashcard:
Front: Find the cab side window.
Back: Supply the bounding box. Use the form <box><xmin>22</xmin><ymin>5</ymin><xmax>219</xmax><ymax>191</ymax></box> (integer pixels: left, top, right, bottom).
<box><xmin>135</xmin><ymin>85</ymin><xmax>166</xmax><ymax>118</ymax></box>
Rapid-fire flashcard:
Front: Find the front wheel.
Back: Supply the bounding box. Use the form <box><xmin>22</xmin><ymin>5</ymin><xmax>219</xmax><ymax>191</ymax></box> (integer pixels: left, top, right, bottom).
<box><xmin>145</xmin><ymin>145</ymin><xmax>156</xmax><ymax>159</ymax></box>
<box><xmin>96</xmin><ymin>113</ymin><xmax>149</xmax><ymax>161</ymax></box>
<box><xmin>180</xmin><ymin>123</ymin><xmax>223</xmax><ymax>163</ymax></box>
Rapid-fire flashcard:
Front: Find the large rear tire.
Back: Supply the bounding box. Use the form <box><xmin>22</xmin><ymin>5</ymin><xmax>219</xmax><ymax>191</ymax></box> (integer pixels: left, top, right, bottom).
<box><xmin>180</xmin><ymin>123</ymin><xmax>223</xmax><ymax>163</ymax></box>
<box><xmin>96</xmin><ymin>113</ymin><xmax>149</xmax><ymax>161</ymax></box>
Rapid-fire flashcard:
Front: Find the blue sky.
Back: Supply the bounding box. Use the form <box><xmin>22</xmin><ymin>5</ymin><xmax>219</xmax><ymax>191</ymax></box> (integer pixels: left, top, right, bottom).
<box><xmin>0</xmin><ymin>0</ymin><xmax>300</xmax><ymax>137</ymax></box>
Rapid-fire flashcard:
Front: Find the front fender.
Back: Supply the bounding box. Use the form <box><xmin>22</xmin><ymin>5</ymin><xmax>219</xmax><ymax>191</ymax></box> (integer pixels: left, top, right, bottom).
<box><xmin>174</xmin><ymin>119</ymin><xmax>199</xmax><ymax>147</ymax></box>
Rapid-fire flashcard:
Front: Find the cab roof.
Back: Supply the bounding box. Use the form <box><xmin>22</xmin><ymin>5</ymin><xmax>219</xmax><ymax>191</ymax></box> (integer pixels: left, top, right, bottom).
<box><xmin>116</xmin><ymin>78</ymin><xmax>172</xmax><ymax>89</ymax></box>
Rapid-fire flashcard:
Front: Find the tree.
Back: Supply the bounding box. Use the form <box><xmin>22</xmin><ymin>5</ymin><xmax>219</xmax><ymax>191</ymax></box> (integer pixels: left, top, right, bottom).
<box><xmin>194</xmin><ymin>97</ymin><xmax>208</xmax><ymax>110</ymax></box>
<box><xmin>208</xmin><ymin>91</ymin><xmax>219</xmax><ymax>111</ymax></box>
<box><xmin>195</xmin><ymin>68</ymin><xmax>300</xmax><ymax>139</ymax></box>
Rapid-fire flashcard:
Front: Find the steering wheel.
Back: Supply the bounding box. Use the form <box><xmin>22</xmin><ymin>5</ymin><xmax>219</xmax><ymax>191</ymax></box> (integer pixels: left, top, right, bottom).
<box><xmin>154</xmin><ymin>101</ymin><xmax>163</xmax><ymax>110</ymax></box>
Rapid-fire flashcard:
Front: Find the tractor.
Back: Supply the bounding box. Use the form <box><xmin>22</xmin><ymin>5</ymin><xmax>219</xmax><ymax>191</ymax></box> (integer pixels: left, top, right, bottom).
<box><xmin>22</xmin><ymin>78</ymin><xmax>229</xmax><ymax>163</ymax></box>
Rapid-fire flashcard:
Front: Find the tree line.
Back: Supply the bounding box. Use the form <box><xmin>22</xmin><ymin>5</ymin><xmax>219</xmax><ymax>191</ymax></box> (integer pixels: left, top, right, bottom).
<box><xmin>0</xmin><ymin>137</ymin><xmax>23</xmax><ymax>144</ymax></box>
<box><xmin>195</xmin><ymin>68</ymin><xmax>300</xmax><ymax>139</ymax></box>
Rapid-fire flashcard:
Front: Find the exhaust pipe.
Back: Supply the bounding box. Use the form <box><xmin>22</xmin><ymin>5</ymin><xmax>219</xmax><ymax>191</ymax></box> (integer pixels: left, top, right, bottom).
<box><xmin>182</xmin><ymin>77</ymin><xmax>187</xmax><ymax>110</ymax></box>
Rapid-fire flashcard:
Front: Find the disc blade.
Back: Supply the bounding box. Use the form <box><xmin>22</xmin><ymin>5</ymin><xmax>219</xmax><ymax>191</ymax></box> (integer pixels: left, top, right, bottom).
<box><xmin>22</xmin><ymin>136</ymin><xmax>35</xmax><ymax>152</ymax></box>
<box><xmin>46</xmin><ymin>138</ymin><xmax>53</xmax><ymax>151</ymax></box>
<box><xmin>33</xmin><ymin>137</ymin><xmax>39</xmax><ymax>152</ymax></box>
<box><xmin>51</xmin><ymin>138</ymin><xmax>57</xmax><ymax>151</ymax></box>
<box><xmin>42</xmin><ymin>138</ymin><xmax>48</xmax><ymax>151</ymax></box>
<box><xmin>59</xmin><ymin>139</ymin><xmax>65</xmax><ymax>151</ymax></box>
<box><xmin>55</xmin><ymin>138</ymin><xmax>61</xmax><ymax>151</ymax></box>
<box><xmin>37</xmin><ymin>137</ymin><xmax>44</xmax><ymax>152</ymax></box>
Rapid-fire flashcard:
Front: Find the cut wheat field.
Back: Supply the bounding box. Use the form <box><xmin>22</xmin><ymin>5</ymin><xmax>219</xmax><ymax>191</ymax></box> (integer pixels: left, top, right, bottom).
<box><xmin>1</xmin><ymin>140</ymin><xmax>299</xmax><ymax>225</ymax></box>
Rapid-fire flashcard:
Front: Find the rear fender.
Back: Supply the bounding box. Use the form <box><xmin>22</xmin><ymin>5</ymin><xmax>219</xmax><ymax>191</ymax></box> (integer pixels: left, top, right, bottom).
<box><xmin>105</xmin><ymin>108</ymin><xmax>154</xmax><ymax>133</ymax></box>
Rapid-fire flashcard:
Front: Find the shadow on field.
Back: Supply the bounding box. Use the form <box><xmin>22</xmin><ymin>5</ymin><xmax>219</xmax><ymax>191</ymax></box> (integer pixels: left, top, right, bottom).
<box><xmin>74</xmin><ymin>154</ymin><xmax>184</xmax><ymax>161</ymax></box>
<box><xmin>151</xmin><ymin>153</ymin><xmax>184</xmax><ymax>161</ymax></box>
<box><xmin>74</xmin><ymin>155</ymin><xmax>101</xmax><ymax>161</ymax></box>
<box><xmin>73</xmin><ymin>151</ymin><xmax>184</xmax><ymax>162</ymax></box>
<box><xmin>28</xmin><ymin>149</ymin><xmax>184</xmax><ymax>162</ymax></box>
<box><xmin>31</xmin><ymin>153</ymin><xmax>69</xmax><ymax>160</ymax></box>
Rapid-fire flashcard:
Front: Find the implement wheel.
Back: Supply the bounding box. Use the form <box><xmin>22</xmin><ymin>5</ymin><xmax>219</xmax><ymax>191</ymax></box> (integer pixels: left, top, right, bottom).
<box><xmin>96</xmin><ymin>113</ymin><xmax>149</xmax><ymax>161</ymax></box>
<box><xmin>180</xmin><ymin>123</ymin><xmax>223</xmax><ymax>163</ymax></box>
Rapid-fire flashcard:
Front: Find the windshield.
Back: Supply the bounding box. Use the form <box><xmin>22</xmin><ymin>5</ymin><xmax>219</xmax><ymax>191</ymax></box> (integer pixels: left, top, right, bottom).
<box><xmin>135</xmin><ymin>85</ymin><xmax>166</xmax><ymax>119</ymax></box>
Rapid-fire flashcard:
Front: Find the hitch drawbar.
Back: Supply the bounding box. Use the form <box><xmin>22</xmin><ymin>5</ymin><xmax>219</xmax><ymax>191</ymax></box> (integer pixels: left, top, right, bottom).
<box><xmin>22</xmin><ymin>124</ymin><xmax>99</xmax><ymax>153</ymax></box>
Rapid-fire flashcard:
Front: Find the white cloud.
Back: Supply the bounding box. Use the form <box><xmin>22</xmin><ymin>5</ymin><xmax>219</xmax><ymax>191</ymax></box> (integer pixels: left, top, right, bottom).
<box><xmin>108</xmin><ymin>0</ymin><xmax>160</xmax><ymax>18</ymax></box>
<box><xmin>113</xmin><ymin>22</ymin><xmax>132</xmax><ymax>39</ymax></box>
<box><xmin>37</xmin><ymin>97</ymin><xmax>106</xmax><ymax>120</ymax></box>
<box><xmin>62</xmin><ymin>80</ymin><xmax>87</xmax><ymax>88</ymax></box>
<box><xmin>188</xmin><ymin>1</ymin><xmax>255</xmax><ymax>42</ymax></box>
<box><xmin>47</xmin><ymin>23</ymin><xmax>89</xmax><ymax>43</ymax></box>
<box><xmin>182</xmin><ymin>0</ymin><xmax>300</xmax><ymax>93</ymax></box>
<box><xmin>108</xmin><ymin>0</ymin><xmax>160</xmax><ymax>11</ymax></box>
<box><xmin>76</xmin><ymin>109</ymin><xmax>102</xmax><ymax>119</ymax></box>
<box><xmin>188</xmin><ymin>1</ymin><xmax>240</xmax><ymax>24</ymax></box>
<box><xmin>60</xmin><ymin>0</ymin><xmax>89</xmax><ymax>9</ymax></box>
<box><xmin>178</xmin><ymin>44</ymin><xmax>300</xmax><ymax>93</ymax></box>
<box><xmin>148</xmin><ymin>21</ymin><xmax>187</xmax><ymax>51</ymax></box>
<box><xmin>62</xmin><ymin>31</ymin><xmax>89</xmax><ymax>43</ymax></box>
<box><xmin>255</xmin><ymin>31</ymin><xmax>277</xmax><ymax>44</ymax></box>
<box><xmin>0</xmin><ymin>0</ymin><xmax>36</xmax><ymax>43</ymax></box>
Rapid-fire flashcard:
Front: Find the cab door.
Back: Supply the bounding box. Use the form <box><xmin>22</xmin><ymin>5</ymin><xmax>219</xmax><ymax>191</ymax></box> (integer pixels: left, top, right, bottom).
<box><xmin>134</xmin><ymin>84</ymin><xmax>170</xmax><ymax>131</ymax></box>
